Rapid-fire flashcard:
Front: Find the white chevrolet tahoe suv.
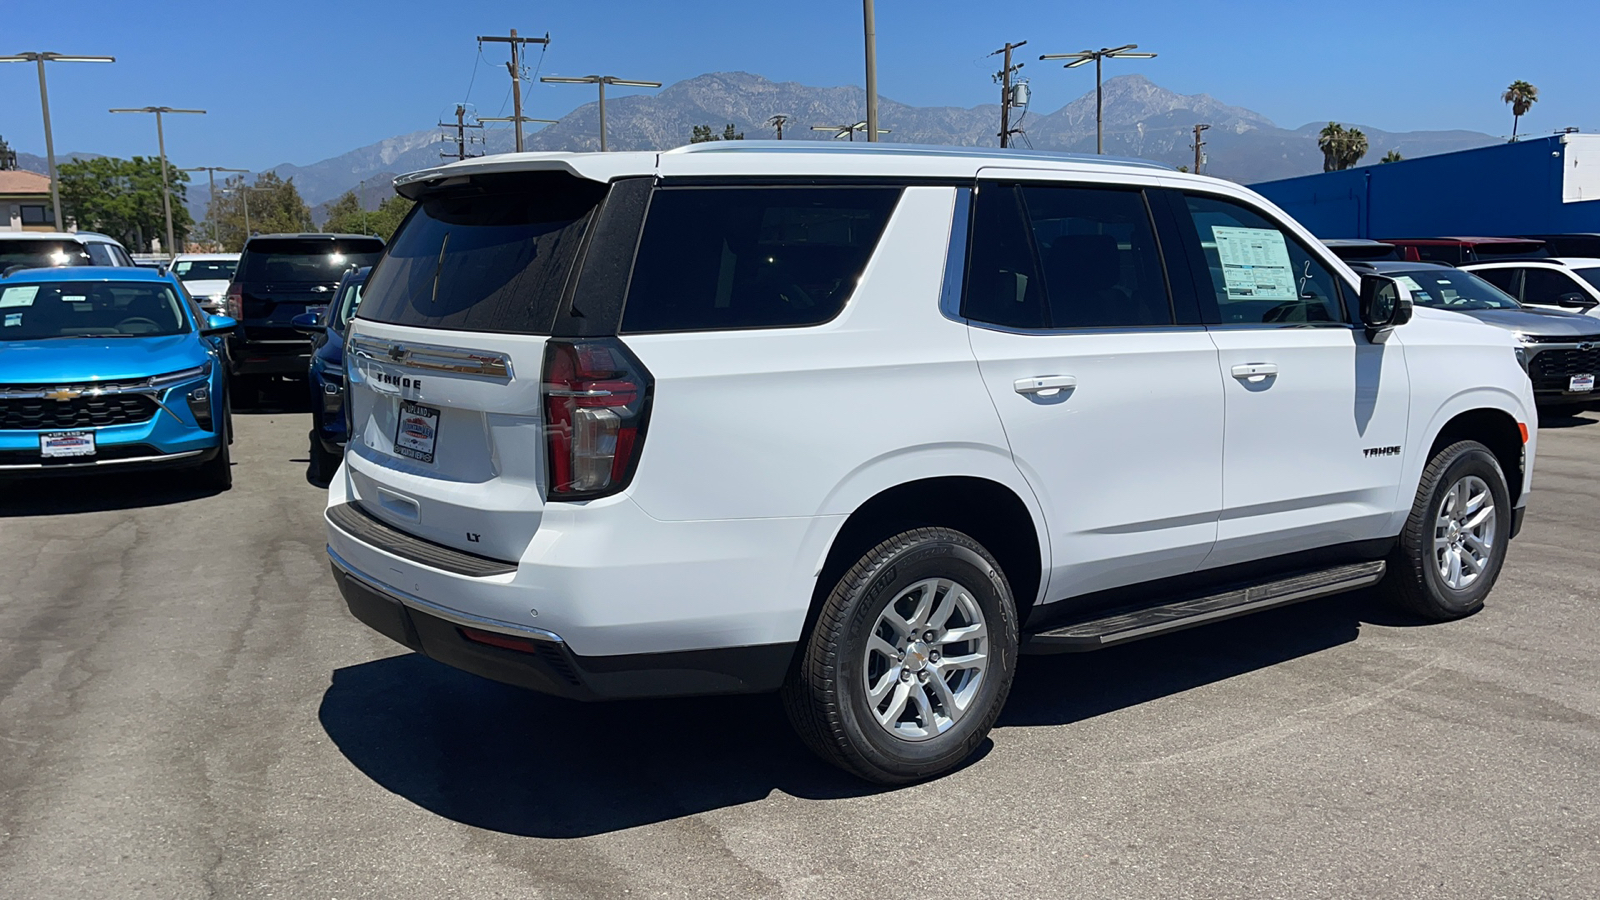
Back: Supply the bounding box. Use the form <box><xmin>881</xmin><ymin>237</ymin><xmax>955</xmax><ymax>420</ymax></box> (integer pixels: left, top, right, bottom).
<box><xmin>324</xmin><ymin>143</ymin><xmax>1536</xmax><ymax>784</ymax></box>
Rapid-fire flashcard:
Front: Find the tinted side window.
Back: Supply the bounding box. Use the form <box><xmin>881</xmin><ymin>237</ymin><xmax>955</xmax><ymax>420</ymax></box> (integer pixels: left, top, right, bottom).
<box><xmin>85</xmin><ymin>243</ymin><xmax>115</xmax><ymax>266</ymax></box>
<box><xmin>1473</xmin><ymin>267</ymin><xmax>1520</xmax><ymax>298</ymax></box>
<box><xmin>621</xmin><ymin>186</ymin><xmax>900</xmax><ymax>333</ymax></box>
<box><xmin>962</xmin><ymin>184</ymin><xmax>1046</xmax><ymax>329</ymax></box>
<box><xmin>1185</xmin><ymin>194</ymin><xmax>1347</xmax><ymax>325</ymax></box>
<box><xmin>1021</xmin><ymin>185</ymin><xmax>1171</xmax><ymax>327</ymax></box>
<box><xmin>1521</xmin><ymin>268</ymin><xmax>1584</xmax><ymax>305</ymax></box>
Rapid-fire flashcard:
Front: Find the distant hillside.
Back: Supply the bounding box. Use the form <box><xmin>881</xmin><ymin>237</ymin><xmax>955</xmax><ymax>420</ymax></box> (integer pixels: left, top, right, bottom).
<box><xmin>18</xmin><ymin>72</ymin><xmax>1502</xmax><ymax>217</ymax></box>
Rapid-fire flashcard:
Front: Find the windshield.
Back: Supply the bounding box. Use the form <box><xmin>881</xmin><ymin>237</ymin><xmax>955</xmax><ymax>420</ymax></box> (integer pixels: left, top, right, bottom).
<box><xmin>1393</xmin><ymin>269</ymin><xmax>1520</xmax><ymax>310</ymax></box>
<box><xmin>1573</xmin><ymin>268</ymin><xmax>1600</xmax><ymax>292</ymax></box>
<box><xmin>0</xmin><ymin>280</ymin><xmax>192</xmax><ymax>340</ymax></box>
<box><xmin>172</xmin><ymin>259</ymin><xmax>238</xmax><ymax>282</ymax></box>
<box><xmin>239</xmin><ymin>239</ymin><xmax>383</xmax><ymax>283</ymax></box>
<box><xmin>0</xmin><ymin>240</ymin><xmax>92</xmax><ymax>272</ymax></box>
<box><xmin>334</xmin><ymin>278</ymin><xmax>364</xmax><ymax>330</ymax></box>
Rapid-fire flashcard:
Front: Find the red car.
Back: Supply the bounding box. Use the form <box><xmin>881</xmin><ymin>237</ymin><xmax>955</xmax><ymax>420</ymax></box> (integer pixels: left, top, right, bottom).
<box><xmin>1380</xmin><ymin>237</ymin><xmax>1546</xmax><ymax>265</ymax></box>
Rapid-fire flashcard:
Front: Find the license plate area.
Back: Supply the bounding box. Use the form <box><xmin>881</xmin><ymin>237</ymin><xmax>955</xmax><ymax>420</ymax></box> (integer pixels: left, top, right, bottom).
<box><xmin>1570</xmin><ymin>374</ymin><xmax>1594</xmax><ymax>393</ymax></box>
<box><xmin>394</xmin><ymin>401</ymin><xmax>440</xmax><ymax>464</ymax></box>
<box><xmin>40</xmin><ymin>430</ymin><xmax>96</xmax><ymax>458</ymax></box>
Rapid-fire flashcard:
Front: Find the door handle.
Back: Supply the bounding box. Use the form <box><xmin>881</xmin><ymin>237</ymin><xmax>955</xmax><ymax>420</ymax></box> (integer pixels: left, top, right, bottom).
<box><xmin>1013</xmin><ymin>375</ymin><xmax>1077</xmax><ymax>395</ymax></box>
<box><xmin>1230</xmin><ymin>363</ymin><xmax>1279</xmax><ymax>381</ymax></box>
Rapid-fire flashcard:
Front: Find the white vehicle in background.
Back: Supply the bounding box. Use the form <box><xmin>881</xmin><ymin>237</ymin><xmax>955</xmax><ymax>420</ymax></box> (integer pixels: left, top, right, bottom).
<box><xmin>0</xmin><ymin>231</ymin><xmax>136</xmax><ymax>275</ymax></box>
<box><xmin>166</xmin><ymin>253</ymin><xmax>241</xmax><ymax>314</ymax></box>
<box><xmin>323</xmin><ymin>143</ymin><xmax>1538</xmax><ymax>784</ymax></box>
<box><xmin>1463</xmin><ymin>257</ymin><xmax>1600</xmax><ymax>319</ymax></box>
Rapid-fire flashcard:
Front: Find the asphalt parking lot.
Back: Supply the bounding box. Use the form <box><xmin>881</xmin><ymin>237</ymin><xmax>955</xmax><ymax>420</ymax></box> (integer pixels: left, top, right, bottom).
<box><xmin>1</xmin><ymin>398</ymin><xmax>1597</xmax><ymax>900</ymax></box>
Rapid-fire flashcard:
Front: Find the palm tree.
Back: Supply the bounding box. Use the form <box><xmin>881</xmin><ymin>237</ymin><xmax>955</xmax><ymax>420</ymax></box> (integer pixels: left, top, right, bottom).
<box><xmin>1341</xmin><ymin>128</ymin><xmax>1369</xmax><ymax>169</ymax></box>
<box><xmin>1381</xmin><ymin>150</ymin><xmax>1404</xmax><ymax>164</ymax></box>
<box><xmin>1502</xmin><ymin>80</ymin><xmax>1539</xmax><ymax>141</ymax></box>
<box><xmin>1318</xmin><ymin>122</ymin><xmax>1346</xmax><ymax>173</ymax></box>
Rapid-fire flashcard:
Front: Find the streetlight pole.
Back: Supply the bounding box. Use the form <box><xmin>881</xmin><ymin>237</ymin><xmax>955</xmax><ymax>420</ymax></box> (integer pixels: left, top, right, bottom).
<box><xmin>1038</xmin><ymin>44</ymin><xmax>1158</xmax><ymax>154</ymax></box>
<box><xmin>181</xmin><ymin>166</ymin><xmax>248</xmax><ymax>248</ymax></box>
<box><xmin>863</xmin><ymin>0</ymin><xmax>879</xmax><ymax>143</ymax></box>
<box><xmin>540</xmin><ymin>75</ymin><xmax>661</xmax><ymax>151</ymax></box>
<box><xmin>0</xmin><ymin>52</ymin><xmax>116</xmax><ymax>231</ymax></box>
<box><xmin>110</xmin><ymin>106</ymin><xmax>206</xmax><ymax>256</ymax></box>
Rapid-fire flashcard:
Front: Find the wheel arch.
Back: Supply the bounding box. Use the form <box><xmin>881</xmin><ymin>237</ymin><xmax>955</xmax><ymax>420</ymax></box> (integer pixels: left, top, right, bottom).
<box><xmin>1424</xmin><ymin>405</ymin><xmax>1528</xmax><ymax>505</ymax></box>
<box><xmin>804</xmin><ymin>476</ymin><xmax>1048</xmax><ymax>646</ymax></box>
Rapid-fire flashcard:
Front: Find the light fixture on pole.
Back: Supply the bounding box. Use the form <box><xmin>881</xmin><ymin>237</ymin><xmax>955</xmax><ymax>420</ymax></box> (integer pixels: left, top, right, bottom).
<box><xmin>811</xmin><ymin>122</ymin><xmax>892</xmax><ymax>142</ymax></box>
<box><xmin>0</xmin><ymin>51</ymin><xmax>116</xmax><ymax>231</ymax></box>
<box><xmin>1038</xmin><ymin>44</ymin><xmax>1157</xmax><ymax>154</ymax></box>
<box><xmin>539</xmin><ymin>75</ymin><xmax>661</xmax><ymax>152</ymax></box>
<box><xmin>180</xmin><ymin>166</ymin><xmax>248</xmax><ymax>248</ymax></box>
<box><xmin>110</xmin><ymin>106</ymin><xmax>206</xmax><ymax>256</ymax></box>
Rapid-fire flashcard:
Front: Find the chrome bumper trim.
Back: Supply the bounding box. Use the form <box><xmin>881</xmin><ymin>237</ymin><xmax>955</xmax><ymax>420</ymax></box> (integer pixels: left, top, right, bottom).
<box><xmin>0</xmin><ymin>449</ymin><xmax>204</xmax><ymax>471</ymax></box>
<box><xmin>326</xmin><ymin>545</ymin><xmax>561</xmax><ymax>643</ymax></box>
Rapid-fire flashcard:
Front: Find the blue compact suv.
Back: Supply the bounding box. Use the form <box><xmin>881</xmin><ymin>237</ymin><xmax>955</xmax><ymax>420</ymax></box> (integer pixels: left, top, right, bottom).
<box><xmin>0</xmin><ymin>266</ymin><xmax>236</xmax><ymax>488</ymax></box>
<box><xmin>294</xmin><ymin>265</ymin><xmax>368</xmax><ymax>484</ymax></box>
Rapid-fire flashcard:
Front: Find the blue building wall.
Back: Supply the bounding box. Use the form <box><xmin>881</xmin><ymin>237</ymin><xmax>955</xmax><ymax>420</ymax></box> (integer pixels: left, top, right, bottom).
<box><xmin>1250</xmin><ymin>134</ymin><xmax>1599</xmax><ymax>239</ymax></box>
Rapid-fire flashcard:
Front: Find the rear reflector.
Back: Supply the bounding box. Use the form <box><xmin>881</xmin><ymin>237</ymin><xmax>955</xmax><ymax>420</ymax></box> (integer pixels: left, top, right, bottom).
<box><xmin>459</xmin><ymin>626</ymin><xmax>543</xmax><ymax>654</ymax></box>
<box><xmin>542</xmin><ymin>338</ymin><xmax>653</xmax><ymax>500</ymax></box>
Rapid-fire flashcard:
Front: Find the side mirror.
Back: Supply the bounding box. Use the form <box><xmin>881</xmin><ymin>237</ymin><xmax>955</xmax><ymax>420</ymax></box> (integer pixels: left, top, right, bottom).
<box><xmin>1557</xmin><ymin>292</ymin><xmax>1598</xmax><ymax>310</ymax></box>
<box><xmin>1359</xmin><ymin>273</ymin><xmax>1413</xmax><ymax>338</ymax></box>
<box><xmin>291</xmin><ymin>311</ymin><xmax>326</xmax><ymax>335</ymax></box>
<box><xmin>200</xmin><ymin>314</ymin><xmax>237</xmax><ymax>336</ymax></box>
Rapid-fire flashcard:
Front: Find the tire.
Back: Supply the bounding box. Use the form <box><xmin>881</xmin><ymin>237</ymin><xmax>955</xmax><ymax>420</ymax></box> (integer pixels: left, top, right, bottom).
<box><xmin>307</xmin><ymin>430</ymin><xmax>340</xmax><ymax>487</ymax></box>
<box><xmin>198</xmin><ymin>434</ymin><xmax>233</xmax><ymax>492</ymax></box>
<box><xmin>1384</xmin><ymin>440</ymin><xmax>1511</xmax><ymax>621</ymax></box>
<box><xmin>782</xmin><ymin>527</ymin><xmax>1019</xmax><ymax>784</ymax></box>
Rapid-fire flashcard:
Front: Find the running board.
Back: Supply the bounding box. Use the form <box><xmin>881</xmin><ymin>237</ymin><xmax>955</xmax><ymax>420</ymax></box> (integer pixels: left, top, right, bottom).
<box><xmin>1024</xmin><ymin>560</ymin><xmax>1386</xmax><ymax>654</ymax></box>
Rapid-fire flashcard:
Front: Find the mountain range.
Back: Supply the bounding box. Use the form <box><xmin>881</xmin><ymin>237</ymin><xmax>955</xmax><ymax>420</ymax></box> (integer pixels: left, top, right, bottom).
<box><xmin>17</xmin><ymin>72</ymin><xmax>1500</xmax><ymax>224</ymax></box>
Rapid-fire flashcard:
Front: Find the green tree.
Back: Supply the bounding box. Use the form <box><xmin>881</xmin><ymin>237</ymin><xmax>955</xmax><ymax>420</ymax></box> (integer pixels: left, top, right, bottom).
<box><xmin>322</xmin><ymin>190</ymin><xmax>412</xmax><ymax>241</ymax></box>
<box><xmin>1317</xmin><ymin>123</ymin><xmax>1369</xmax><ymax>172</ymax></box>
<box><xmin>1381</xmin><ymin>149</ymin><xmax>1404</xmax><ymax>164</ymax></box>
<box><xmin>57</xmin><ymin>156</ymin><xmax>192</xmax><ymax>252</ymax></box>
<box><xmin>1502</xmin><ymin>80</ymin><xmax>1539</xmax><ymax>141</ymax></box>
<box><xmin>203</xmin><ymin>171</ymin><xmax>313</xmax><ymax>251</ymax></box>
<box><xmin>0</xmin><ymin>134</ymin><xmax>16</xmax><ymax>171</ymax></box>
<box><xmin>690</xmin><ymin>123</ymin><xmax>744</xmax><ymax>144</ymax></box>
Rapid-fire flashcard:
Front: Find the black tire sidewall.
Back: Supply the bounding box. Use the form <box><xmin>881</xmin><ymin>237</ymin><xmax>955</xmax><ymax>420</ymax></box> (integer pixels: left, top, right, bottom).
<box><xmin>831</xmin><ymin>534</ymin><xmax>1017</xmax><ymax>775</ymax></box>
<box><xmin>1417</xmin><ymin>447</ymin><xmax>1511</xmax><ymax>614</ymax></box>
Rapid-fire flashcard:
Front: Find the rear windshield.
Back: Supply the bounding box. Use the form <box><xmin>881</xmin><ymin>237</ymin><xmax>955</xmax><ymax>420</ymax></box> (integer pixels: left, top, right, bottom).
<box><xmin>0</xmin><ymin>240</ymin><xmax>92</xmax><ymax>272</ymax></box>
<box><xmin>0</xmin><ymin>280</ymin><xmax>191</xmax><ymax>339</ymax></box>
<box><xmin>172</xmin><ymin>258</ymin><xmax>238</xmax><ymax>281</ymax></box>
<box><xmin>239</xmin><ymin>239</ymin><xmax>383</xmax><ymax>283</ymax></box>
<box><xmin>358</xmin><ymin>173</ymin><xmax>605</xmax><ymax>334</ymax></box>
<box><xmin>621</xmin><ymin>186</ymin><xmax>901</xmax><ymax>333</ymax></box>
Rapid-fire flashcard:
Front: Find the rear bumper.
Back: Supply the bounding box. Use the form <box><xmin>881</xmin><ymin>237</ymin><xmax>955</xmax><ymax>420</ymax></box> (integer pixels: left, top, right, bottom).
<box><xmin>227</xmin><ymin>337</ymin><xmax>311</xmax><ymax>376</ymax></box>
<box><xmin>329</xmin><ymin>549</ymin><xmax>794</xmax><ymax>700</ymax></box>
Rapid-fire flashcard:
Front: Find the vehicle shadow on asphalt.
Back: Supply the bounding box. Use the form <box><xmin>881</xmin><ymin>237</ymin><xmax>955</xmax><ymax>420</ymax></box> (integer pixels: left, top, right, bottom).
<box><xmin>0</xmin><ymin>469</ymin><xmax>224</xmax><ymax>517</ymax></box>
<box><xmin>318</xmin><ymin>589</ymin><xmax>1411</xmax><ymax>838</ymax></box>
<box><xmin>1536</xmin><ymin>410</ymin><xmax>1598</xmax><ymax>429</ymax></box>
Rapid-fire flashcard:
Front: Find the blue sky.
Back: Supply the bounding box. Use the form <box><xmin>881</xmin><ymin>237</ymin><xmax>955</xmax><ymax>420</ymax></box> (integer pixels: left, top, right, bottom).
<box><xmin>3</xmin><ymin>0</ymin><xmax>1596</xmax><ymax>172</ymax></box>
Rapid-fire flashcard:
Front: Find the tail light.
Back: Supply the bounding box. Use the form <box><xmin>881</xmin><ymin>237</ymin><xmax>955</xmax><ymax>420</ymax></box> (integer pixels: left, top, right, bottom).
<box><xmin>542</xmin><ymin>338</ymin><xmax>653</xmax><ymax>500</ymax></box>
<box><xmin>224</xmin><ymin>282</ymin><xmax>243</xmax><ymax>320</ymax></box>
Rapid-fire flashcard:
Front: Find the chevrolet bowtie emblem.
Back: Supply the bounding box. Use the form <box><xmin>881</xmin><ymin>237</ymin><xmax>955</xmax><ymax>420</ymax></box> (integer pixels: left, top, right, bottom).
<box><xmin>44</xmin><ymin>388</ymin><xmax>84</xmax><ymax>402</ymax></box>
<box><xmin>1579</xmin><ymin>342</ymin><xmax>1595</xmax><ymax>352</ymax></box>
<box><xmin>388</xmin><ymin>345</ymin><xmax>407</xmax><ymax>362</ymax></box>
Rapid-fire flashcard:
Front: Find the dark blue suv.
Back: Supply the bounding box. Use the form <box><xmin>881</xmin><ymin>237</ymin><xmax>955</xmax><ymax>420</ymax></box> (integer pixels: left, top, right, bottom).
<box><xmin>294</xmin><ymin>265</ymin><xmax>367</xmax><ymax>484</ymax></box>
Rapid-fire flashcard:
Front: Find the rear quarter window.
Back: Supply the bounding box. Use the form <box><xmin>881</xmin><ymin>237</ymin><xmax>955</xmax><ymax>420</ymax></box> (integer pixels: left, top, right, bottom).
<box><xmin>620</xmin><ymin>185</ymin><xmax>901</xmax><ymax>333</ymax></box>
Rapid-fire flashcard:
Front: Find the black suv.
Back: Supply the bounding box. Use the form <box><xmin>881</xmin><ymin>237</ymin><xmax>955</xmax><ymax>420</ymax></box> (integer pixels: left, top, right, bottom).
<box><xmin>224</xmin><ymin>233</ymin><xmax>384</xmax><ymax>384</ymax></box>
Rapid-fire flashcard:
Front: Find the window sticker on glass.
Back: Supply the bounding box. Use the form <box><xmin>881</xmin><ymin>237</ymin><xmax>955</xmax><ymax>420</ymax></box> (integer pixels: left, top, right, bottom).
<box><xmin>4</xmin><ymin>313</ymin><xmax>21</xmax><ymax>327</ymax></box>
<box><xmin>1211</xmin><ymin>226</ymin><xmax>1296</xmax><ymax>302</ymax></box>
<box><xmin>0</xmin><ymin>286</ymin><xmax>39</xmax><ymax>308</ymax></box>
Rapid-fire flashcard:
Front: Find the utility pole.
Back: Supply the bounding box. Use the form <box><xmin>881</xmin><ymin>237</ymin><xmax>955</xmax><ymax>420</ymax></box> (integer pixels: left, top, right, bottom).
<box><xmin>767</xmin><ymin>114</ymin><xmax>790</xmax><ymax>139</ymax></box>
<box><xmin>862</xmin><ymin>0</ymin><xmax>880</xmax><ymax>142</ymax></box>
<box><xmin>540</xmin><ymin>75</ymin><xmax>661</xmax><ymax>151</ymax></box>
<box><xmin>438</xmin><ymin>105</ymin><xmax>485</xmax><ymax>160</ymax></box>
<box><xmin>0</xmin><ymin>52</ymin><xmax>116</xmax><ymax>231</ymax></box>
<box><xmin>109</xmin><ymin>106</ymin><xmax>205</xmax><ymax>256</ymax></box>
<box><xmin>477</xmin><ymin>29</ymin><xmax>550</xmax><ymax>152</ymax></box>
<box><xmin>1039</xmin><ymin>44</ymin><xmax>1158</xmax><ymax>154</ymax></box>
<box><xmin>1191</xmin><ymin>123</ymin><xmax>1211</xmax><ymax>174</ymax></box>
<box><xmin>811</xmin><ymin>122</ymin><xmax>893</xmax><ymax>142</ymax></box>
<box><xmin>180</xmin><ymin>165</ymin><xmax>248</xmax><ymax>247</ymax></box>
<box><xmin>990</xmin><ymin>40</ymin><xmax>1027</xmax><ymax>148</ymax></box>
<box><xmin>478</xmin><ymin>113</ymin><xmax>558</xmax><ymax>148</ymax></box>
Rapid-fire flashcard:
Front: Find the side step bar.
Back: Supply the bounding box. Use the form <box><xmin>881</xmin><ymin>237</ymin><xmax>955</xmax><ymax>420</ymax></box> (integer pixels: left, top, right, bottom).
<box><xmin>1024</xmin><ymin>560</ymin><xmax>1386</xmax><ymax>654</ymax></box>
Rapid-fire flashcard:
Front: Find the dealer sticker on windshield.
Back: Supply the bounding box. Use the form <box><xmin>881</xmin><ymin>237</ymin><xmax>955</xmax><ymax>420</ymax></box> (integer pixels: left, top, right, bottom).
<box><xmin>394</xmin><ymin>401</ymin><xmax>440</xmax><ymax>464</ymax></box>
<box><xmin>1570</xmin><ymin>374</ymin><xmax>1595</xmax><ymax>393</ymax></box>
<box><xmin>40</xmin><ymin>431</ymin><xmax>96</xmax><ymax>459</ymax></box>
